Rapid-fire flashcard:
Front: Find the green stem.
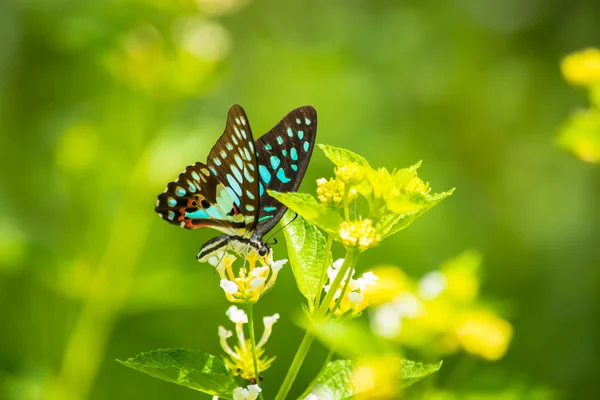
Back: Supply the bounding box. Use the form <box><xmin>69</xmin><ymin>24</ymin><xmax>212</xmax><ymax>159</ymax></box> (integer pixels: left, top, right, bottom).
<box><xmin>314</xmin><ymin>234</ymin><xmax>334</xmax><ymax>311</ymax></box>
<box><xmin>316</xmin><ymin>250</ymin><xmax>357</xmax><ymax>319</ymax></box>
<box><xmin>275</xmin><ymin>250</ymin><xmax>357</xmax><ymax>400</ymax></box>
<box><xmin>298</xmin><ymin>348</ymin><xmax>335</xmax><ymax>400</ymax></box>
<box><xmin>330</xmin><ymin>265</ymin><xmax>354</xmax><ymax>317</ymax></box>
<box><xmin>343</xmin><ymin>186</ymin><xmax>350</xmax><ymax>221</ymax></box>
<box><xmin>246</xmin><ymin>304</ymin><xmax>264</xmax><ymax>399</ymax></box>
<box><xmin>274</xmin><ymin>330</ymin><xmax>315</xmax><ymax>400</ymax></box>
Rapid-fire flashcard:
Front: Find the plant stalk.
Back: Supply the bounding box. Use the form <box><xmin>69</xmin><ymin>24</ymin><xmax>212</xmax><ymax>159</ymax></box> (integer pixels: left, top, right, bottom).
<box><xmin>246</xmin><ymin>303</ymin><xmax>264</xmax><ymax>400</ymax></box>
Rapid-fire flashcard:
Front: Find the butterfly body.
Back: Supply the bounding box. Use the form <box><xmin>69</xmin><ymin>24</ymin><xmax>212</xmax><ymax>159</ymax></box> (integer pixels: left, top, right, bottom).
<box><xmin>155</xmin><ymin>104</ymin><xmax>317</xmax><ymax>261</ymax></box>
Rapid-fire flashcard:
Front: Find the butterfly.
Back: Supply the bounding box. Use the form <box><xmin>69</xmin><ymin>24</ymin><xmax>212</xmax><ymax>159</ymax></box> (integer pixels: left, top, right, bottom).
<box><xmin>154</xmin><ymin>104</ymin><xmax>317</xmax><ymax>262</ymax></box>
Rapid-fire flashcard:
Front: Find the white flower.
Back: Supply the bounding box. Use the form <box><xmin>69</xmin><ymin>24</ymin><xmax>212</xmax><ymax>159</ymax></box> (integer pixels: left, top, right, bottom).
<box><xmin>270</xmin><ymin>258</ymin><xmax>288</xmax><ymax>274</ymax></box>
<box><xmin>257</xmin><ymin>312</ymin><xmax>280</xmax><ymax>348</ymax></box>
<box><xmin>251</xmin><ymin>266</ymin><xmax>269</xmax><ymax>278</ymax></box>
<box><xmin>233</xmin><ymin>384</ymin><xmax>262</xmax><ymax>400</ymax></box>
<box><xmin>418</xmin><ymin>271</ymin><xmax>447</xmax><ymax>300</ymax></box>
<box><xmin>304</xmin><ymin>394</ymin><xmax>318</xmax><ymax>400</ymax></box>
<box><xmin>250</xmin><ymin>277</ymin><xmax>266</xmax><ymax>289</ymax></box>
<box><xmin>220</xmin><ymin>279</ymin><xmax>239</xmax><ymax>295</ymax></box>
<box><xmin>226</xmin><ymin>305</ymin><xmax>248</xmax><ymax>324</ymax></box>
<box><xmin>263</xmin><ymin>313</ymin><xmax>280</xmax><ymax>328</ymax></box>
<box><xmin>347</xmin><ymin>291</ymin><xmax>364</xmax><ymax>305</ymax></box>
<box><xmin>218</xmin><ymin>326</ymin><xmax>232</xmax><ymax>339</ymax></box>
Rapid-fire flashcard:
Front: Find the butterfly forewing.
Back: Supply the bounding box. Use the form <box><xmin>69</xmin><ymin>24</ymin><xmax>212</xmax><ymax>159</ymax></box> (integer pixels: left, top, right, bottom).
<box><xmin>254</xmin><ymin>106</ymin><xmax>317</xmax><ymax>237</ymax></box>
<box><xmin>155</xmin><ymin>161</ymin><xmax>241</xmax><ymax>235</ymax></box>
<box><xmin>206</xmin><ymin>105</ymin><xmax>260</xmax><ymax>238</ymax></box>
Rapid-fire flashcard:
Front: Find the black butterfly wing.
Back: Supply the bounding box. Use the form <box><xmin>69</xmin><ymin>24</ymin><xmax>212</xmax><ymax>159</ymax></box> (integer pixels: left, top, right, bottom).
<box><xmin>155</xmin><ymin>161</ymin><xmax>242</xmax><ymax>235</ymax></box>
<box><xmin>253</xmin><ymin>106</ymin><xmax>317</xmax><ymax>238</ymax></box>
<box><xmin>205</xmin><ymin>105</ymin><xmax>260</xmax><ymax>239</ymax></box>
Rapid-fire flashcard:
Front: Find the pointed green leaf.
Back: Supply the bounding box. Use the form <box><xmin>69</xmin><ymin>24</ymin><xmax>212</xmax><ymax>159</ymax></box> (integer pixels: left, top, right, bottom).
<box><xmin>399</xmin><ymin>359</ymin><xmax>443</xmax><ymax>388</ymax></box>
<box><xmin>281</xmin><ymin>211</ymin><xmax>329</xmax><ymax>308</ymax></box>
<box><xmin>118</xmin><ymin>349</ymin><xmax>239</xmax><ymax>397</ymax></box>
<box><xmin>304</xmin><ymin>360</ymin><xmax>354</xmax><ymax>400</ymax></box>
<box><xmin>377</xmin><ymin>189</ymin><xmax>454</xmax><ymax>239</ymax></box>
<box><xmin>302</xmin><ymin>358</ymin><xmax>442</xmax><ymax>399</ymax></box>
<box><xmin>268</xmin><ymin>191</ymin><xmax>343</xmax><ymax>236</ymax></box>
<box><xmin>318</xmin><ymin>144</ymin><xmax>371</xmax><ymax>168</ymax></box>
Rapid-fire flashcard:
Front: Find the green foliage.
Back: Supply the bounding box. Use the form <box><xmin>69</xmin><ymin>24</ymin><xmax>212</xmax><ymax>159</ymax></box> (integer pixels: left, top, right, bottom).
<box><xmin>309</xmin><ymin>360</ymin><xmax>354</xmax><ymax>399</ymax></box>
<box><xmin>271</xmin><ymin>145</ymin><xmax>453</xmax><ymax>245</ymax></box>
<box><xmin>399</xmin><ymin>359</ymin><xmax>443</xmax><ymax>388</ymax></box>
<box><xmin>280</xmin><ymin>211</ymin><xmax>329</xmax><ymax>309</ymax></box>
<box><xmin>117</xmin><ymin>349</ymin><xmax>240</xmax><ymax>398</ymax></box>
<box><xmin>269</xmin><ymin>191</ymin><xmax>343</xmax><ymax>235</ymax></box>
<box><xmin>318</xmin><ymin>144</ymin><xmax>371</xmax><ymax>168</ymax></box>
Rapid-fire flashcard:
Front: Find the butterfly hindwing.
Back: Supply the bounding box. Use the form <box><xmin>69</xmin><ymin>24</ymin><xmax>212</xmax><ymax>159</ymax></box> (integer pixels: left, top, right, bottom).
<box><xmin>206</xmin><ymin>105</ymin><xmax>260</xmax><ymax>238</ymax></box>
<box><xmin>155</xmin><ymin>161</ymin><xmax>242</xmax><ymax>235</ymax></box>
<box><xmin>254</xmin><ymin>106</ymin><xmax>317</xmax><ymax>237</ymax></box>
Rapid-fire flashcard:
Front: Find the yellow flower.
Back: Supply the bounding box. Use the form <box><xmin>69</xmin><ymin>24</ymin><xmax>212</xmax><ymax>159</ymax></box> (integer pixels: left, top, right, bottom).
<box><xmin>335</xmin><ymin>163</ymin><xmax>365</xmax><ymax>186</ymax></box>
<box><xmin>339</xmin><ymin>219</ymin><xmax>381</xmax><ymax>251</ymax></box>
<box><xmin>454</xmin><ymin>310</ymin><xmax>513</xmax><ymax>361</ymax></box>
<box><xmin>561</xmin><ymin>48</ymin><xmax>600</xmax><ymax>86</ymax></box>
<box><xmin>351</xmin><ymin>354</ymin><xmax>402</xmax><ymax>399</ymax></box>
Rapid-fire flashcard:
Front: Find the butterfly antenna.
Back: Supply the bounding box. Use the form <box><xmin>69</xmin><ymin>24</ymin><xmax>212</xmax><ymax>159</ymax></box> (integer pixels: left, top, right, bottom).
<box><xmin>264</xmin><ymin>212</ymin><xmax>298</xmax><ymax>245</ymax></box>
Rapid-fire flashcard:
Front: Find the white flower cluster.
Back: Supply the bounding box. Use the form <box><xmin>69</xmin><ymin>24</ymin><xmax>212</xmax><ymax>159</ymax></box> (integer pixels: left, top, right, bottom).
<box><xmin>323</xmin><ymin>259</ymin><xmax>379</xmax><ymax>316</ymax></box>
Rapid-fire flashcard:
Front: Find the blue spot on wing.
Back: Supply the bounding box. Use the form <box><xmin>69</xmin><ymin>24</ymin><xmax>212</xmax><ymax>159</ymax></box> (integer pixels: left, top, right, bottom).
<box><xmin>303</xmin><ymin>141</ymin><xmax>309</xmax><ymax>152</ymax></box>
<box><xmin>185</xmin><ymin>209</ymin><xmax>210</xmax><ymax>219</ymax></box>
<box><xmin>168</xmin><ymin>198</ymin><xmax>177</xmax><ymax>207</ymax></box>
<box><xmin>287</xmin><ymin>127</ymin><xmax>293</xmax><ymax>137</ymax></box>
<box><xmin>259</xmin><ymin>182</ymin><xmax>265</xmax><ymax>196</ymax></box>
<box><xmin>259</xmin><ymin>165</ymin><xmax>271</xmax><ymax>183</ymax></box>
<box><xmin>276</xmin><ymin>168</ymin><xmax>291</xmax><ymax>183</ymax></box>
<box><xmin>259</xmin><ymin>215</ymin><xmax>274</xmax><ymax>222</ymax></box>
<box><xmin>176</xmin><ymin>187</ymin><xmax>186</xmax><ymax>196</ymax></box>
<box><xmin>265</xmin><ymin>143</ymin><xmax>272</xmax><ymax>150</ymax></box>
<box><xmin>264</xmin><ymin>206</ymin><xmax>277</xmax><ymax>212</ymax></box>
<box><xmin>226</xmin><ymin>174</ymin><xmax>242</xmax><ymax>197</ymax></box>
<box><xmin>291</xmin><ymin>164</ymin><xmax>298</xmax><ymax>171</ymax></box>
<box><xmin>290</xmin><ymin>148</ymin><xmax>298</xmax><ymax>161</ymax></box>
<box><xmin>270</xmin><ymin>156</ymin><xmax>281</xmax><ymax>169</ymax></box>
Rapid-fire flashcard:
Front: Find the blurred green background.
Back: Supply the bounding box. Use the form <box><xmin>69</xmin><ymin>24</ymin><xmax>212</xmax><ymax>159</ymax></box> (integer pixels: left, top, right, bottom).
<box><xmin>1</xmin><ymin>0</ymin><xmax>599</xmax><ymax>398</ymax></box>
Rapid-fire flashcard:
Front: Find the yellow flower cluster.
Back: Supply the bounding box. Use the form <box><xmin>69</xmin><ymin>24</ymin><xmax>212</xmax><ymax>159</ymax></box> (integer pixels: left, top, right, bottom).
<box><xmin>335</xmin><ymin>163</ymin><xmax>365</xmax><ymax>185</ymax></box>
<box><xmin>561</xmin><ymin>48</ymin><xmax>600</xmax><ymax>86</ymax></box>
<box><xmin>369</xmin><ymin>251</ymin><xmax>512</xmax><ymax>361</ymax></box>
<box><xmin>339</xmin><ymin>219</ymin><xmax>381</xmax><ymax>251</ymax></box>
<box><xmin>316</xmin><ymin>177</ymin><xmax>346</xmax><ymax>206</ymax></box>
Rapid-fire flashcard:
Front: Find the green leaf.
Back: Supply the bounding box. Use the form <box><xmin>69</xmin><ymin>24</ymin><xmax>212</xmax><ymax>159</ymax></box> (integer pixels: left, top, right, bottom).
<box><xmin>377</xmin><ymin>189</ymin><xmax>454</xmax><ymax>239</ymax></box>
<box><xmin>318</xmin><ymin>144</ymin><xmax>371</xmax><ymax>168</ymax></box>
<box><xmin>400</xmin><ymin>359</ymin><xmax>443</xmax><ymax>388</ymax></box>
<box><xmin>268</xmin><ymin>191</ymin><xmax>343</xmax><ymax>236</ymax></box>
<box><xmin>281</xmin><ymin>211</ymin><xmax>328</xmax><ymax>308</ymax></box>
<box><xmin>305</xmin><ymin>360</ymin><xmax>354</xmax><ymax>400</ymax></box>
<box><xmin>302</xmin><ymin>358</ymin><xmax>442</xmax><ymax>399</ymax></box>
<box><xmin>117</xmin><ymin>349</ymin><xmax>239</xmax><ymax>397</ymax></box>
